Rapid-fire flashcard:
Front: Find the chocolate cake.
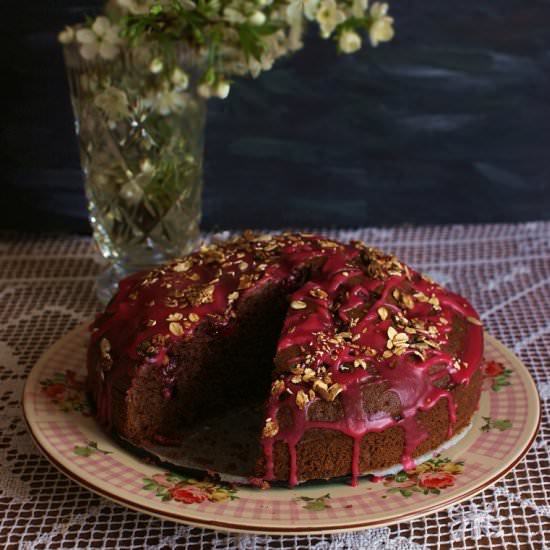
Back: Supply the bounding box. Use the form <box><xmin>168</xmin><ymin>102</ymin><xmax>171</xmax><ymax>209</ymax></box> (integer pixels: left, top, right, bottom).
<box><xmin>87</xmin><ymin>232</ymin><xmax>484</xmax><ymax>486</ymax></box>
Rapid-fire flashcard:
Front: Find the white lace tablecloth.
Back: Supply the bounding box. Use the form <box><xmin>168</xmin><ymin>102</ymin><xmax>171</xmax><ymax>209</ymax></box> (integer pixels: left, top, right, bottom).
<box><xmin>1</xmin><ymin>222</ymin><xmax>549</xmax><ymax>549</ymax></box>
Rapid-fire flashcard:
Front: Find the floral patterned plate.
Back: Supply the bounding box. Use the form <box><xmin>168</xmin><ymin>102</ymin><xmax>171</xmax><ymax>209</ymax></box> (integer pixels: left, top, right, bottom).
<box><xmin>22</xmin><ymin>323</ymin><xmax>540</xmax><ymax>534</ymax></box>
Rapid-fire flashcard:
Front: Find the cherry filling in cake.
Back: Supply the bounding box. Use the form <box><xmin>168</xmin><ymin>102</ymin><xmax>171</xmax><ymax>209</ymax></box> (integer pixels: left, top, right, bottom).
<box><xmin>87</xmin><ymin>232</ymin><xmax>483</xmax><ymax>487</ymax></box>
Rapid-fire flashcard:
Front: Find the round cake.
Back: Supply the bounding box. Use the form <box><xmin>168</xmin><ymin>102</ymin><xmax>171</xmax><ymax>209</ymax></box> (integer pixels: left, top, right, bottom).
<box><xmin>87</xmin><ymin>232</ymin><xmax>484</xmax><ymax>486</ymax></box>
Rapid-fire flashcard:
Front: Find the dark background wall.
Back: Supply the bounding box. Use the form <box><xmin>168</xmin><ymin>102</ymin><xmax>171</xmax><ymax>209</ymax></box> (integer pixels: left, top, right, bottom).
<box><xmin>2</xmin><ymin>0</ymin><xmax>549</xmax><ymax>233</ymax></box>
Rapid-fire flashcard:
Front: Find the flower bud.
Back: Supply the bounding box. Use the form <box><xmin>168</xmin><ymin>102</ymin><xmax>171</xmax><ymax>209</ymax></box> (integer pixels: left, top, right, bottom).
<box><xmin>58</xmin><ymin>26</ymin><xmax>75</xmax><ymax>44</ymax></box>
<box><xmin>339</xmin><ymin>30</ymin><xmax>362</xmax><ymax>53</ymax></box>
<box><xmin>215</xmin><ymin>80</ymin><xmax>231</xmax><ymax>99</ymax></box>
<box><xmin>150</xmin><ymin>58</ymin><xmax>164</xmax><ymax>74</ymax></box>
<box><xmin>248</xmin><ymin>10</ymin><xmax>267</xmax><ymax>25</ymax></box>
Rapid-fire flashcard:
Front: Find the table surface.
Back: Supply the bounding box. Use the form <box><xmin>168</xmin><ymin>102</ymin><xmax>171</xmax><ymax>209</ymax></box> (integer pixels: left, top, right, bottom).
<box><xmin>1</xmin><ymin>222</ymin><xmax>549</xmax><ymax>549</ymax></box>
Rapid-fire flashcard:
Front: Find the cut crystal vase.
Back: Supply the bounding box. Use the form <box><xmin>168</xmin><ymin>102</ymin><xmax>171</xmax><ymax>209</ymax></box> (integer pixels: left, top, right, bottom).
<box><xmin>64</xmin><ymin>42</ymin><xmax>206</xmax><ymax>303</ymax></box>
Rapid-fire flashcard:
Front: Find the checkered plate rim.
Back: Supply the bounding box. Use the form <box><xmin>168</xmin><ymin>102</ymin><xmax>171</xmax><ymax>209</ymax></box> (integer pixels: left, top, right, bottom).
<box><xmin>21</xmin><ymin>323</ymin><xmax>540</xmax><ymax>535</ymax></box>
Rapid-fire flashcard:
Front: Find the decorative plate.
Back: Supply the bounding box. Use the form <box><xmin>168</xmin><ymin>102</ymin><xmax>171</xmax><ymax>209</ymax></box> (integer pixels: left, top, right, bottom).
<box><xmin>22</xmin><ymin>324</ymin><xmax>540</xmax><ymax>535</ymax></box>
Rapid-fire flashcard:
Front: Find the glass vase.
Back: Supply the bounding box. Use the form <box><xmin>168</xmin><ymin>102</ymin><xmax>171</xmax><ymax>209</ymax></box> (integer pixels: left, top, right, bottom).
<box><xmin>64</xmin><ymin>42</ymin><xmax>207</xmax><ymax>303</ymax></box>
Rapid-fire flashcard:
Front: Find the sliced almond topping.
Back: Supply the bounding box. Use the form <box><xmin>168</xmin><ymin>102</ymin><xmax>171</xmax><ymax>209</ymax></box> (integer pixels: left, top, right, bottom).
<box><xmin>228</xmin><ymin>291</ymin><xmax>239</xmax><ymax>302</ymax></box>
<box><xmin>166</xmin><ymin>313</ymin><xmax>183</xmax><ymax>322</ymax></box>
<box><xmin>146</xmin><ymin>319</ymin><xmax>157</xmax><ymax>327</ymax></box>
<box><xmin>263</xmin><ymin>418</ymin><xmax>279</xmax><ymax>438</ymax></box>
<box><xmin>313</xmin><ymin>379</ymin><xmax>329</xmax><ymax>400</ymax></box>
<box><xmin>328</xmin><ymin>383</ymin><xmax>343</xmax><ymax>401</ymax></box>
<box><xmin>393</xmin><ymin>332</ymin><xmax>409</xmax><ymax>344</ymax></box>
<box><xmin>377</xmin><ymin>306</ymin><xmax>389</xmax><ymax>321</ymax></box>
<box><xmin>387</xmin><ymin>326</ymin><xmax>398</xmax><ymax>340</ymax></box>
<box><xmin>256</xmin><ymin>234</ymin><xmax>273</xmax><ymax>242</ymax></box>
<box><xmin>354</xmin><ymin>358</ymin><xmax>367</xmax><ymax>370</ymax></box>
<box><xmin>296</xmin><ymin>390</ymin><xmax>310</xmax><ymax>409</ymax></box>
<box><xmin>169</xmin><ymin>322</ymin><xmax>184</xmax><ymax>336</ymax></box>
<box><xmin>382</xmin><ymin>350</ymin><xmax>394</xmax><ymax>359</ymax></box>
<box><xmin>309</xmin><ymin>287</ymin><xmax>328</xmax><ymax>300</ymax></box>
<box><xmin>173</xmin><ymin>260</ymin><xmax>191</xmax><ymax>272</ymax></box>
<box><xmin>271</xmin><ymin>379</ymin><xmax>285</xmax><ymax>396</ymax></box>
<box><xmin>402</xmin><ymin>294</ymin><xmax>414</xmax><ymax>310</ymax></box>
<box><xmin>290</xmin><ymin>300</ymin><xmax>307</xmax><ymax>310</ymax></box>
<box><xmin>413</xmin><ymin>291</ymin><xmax>429</xmax><ymax>303</ymax></box>
<box><xmin>302</xmin><ymin>368</ymin><xmax>316</xmax><ymax>382</ymax></box>
<box><xmin>239</xmin><ymin>261</ymin><xmax>249</xmax><ymax>271</ymax></box>
<box><xmin>188</xmin><ymin>312</ymin><xmax>200</xmax><ymax>323</ymax></box>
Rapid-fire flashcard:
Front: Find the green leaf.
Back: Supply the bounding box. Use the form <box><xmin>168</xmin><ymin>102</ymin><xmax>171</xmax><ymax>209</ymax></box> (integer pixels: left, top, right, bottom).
<box><xmin>400</xmin><ymin>489</ymin><xmax>412</xmax><ymax>497</ymax></box>
<box><xmin>254</xmin><ymin>23</ymin><xmax>281</xmax><ymax>36</ymax></box>
<box><xmin>166</xmin><ymin>472</ymin><xmax>189</xmax><ymax>482</ymax></box>
<box><xmin>150</xmin><ymin>4</ymin><xmax>164</xmax><ymax>15</ymax></box>
<box><xmin>299</xmin><ymin>493</ymin><xmax>331</xmax><ymax>510</ymax></box>
<box><xmin>493</xmin><ymin>419</ymin><xmax>512</xmax><ymax>431</ymax></box>
<box><xmin>74</xmin><ymin>446</ymin><xmax>93</xmax><ymax>457</ymax></box>
<box><xmin>394</xmin><ymin>472</ymin><xmax>408</xmax><ymax>483</ymax></box>
<box><xmin>303</xmin><ymin>501</ymin><xmax>330</xmax><ymax>511</ymax></box>
<box><xmin>480</xmin><ymin>416</ymin><xmax>512</xmax><ymax>432</ymax></box>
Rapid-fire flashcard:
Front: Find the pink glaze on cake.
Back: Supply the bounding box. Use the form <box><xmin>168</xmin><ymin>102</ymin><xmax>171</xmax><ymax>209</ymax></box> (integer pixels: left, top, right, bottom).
<box><xmin>88</xmin><ymin>232</ymin><xmax>483</xmax><ymax>487</ymax></box>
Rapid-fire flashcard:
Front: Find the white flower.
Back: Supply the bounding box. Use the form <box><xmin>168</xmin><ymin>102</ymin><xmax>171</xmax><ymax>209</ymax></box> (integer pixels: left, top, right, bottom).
<box><xmin>179</xmin><ymin>0</ymin><xmax>197</xmax><ymax>10</ymax></box>
<box><xmin>339</xmin><ymin>30</ymin><xmax>362</xmax><ymax>53</ymax></box>
<box><xmin>171</xmin><ymin>68</ymin><xmax>189</xmax><ymax>90</ymax></box>
<box><xmin>152</xmin><ymin>84</ymin><xmax>188</xmax><ymax>115</ymax></box>
<box><xmin>197</xmin><ymin>83</ymin><xmax>213</xmax><ymax>98</ymax></box>
<box><xmin>140</xmin><ymin>158</ymin><xmax>154</xmax><ymax>173</ymax></box>
<box><xmin>316</xmin><ymin>0</ymin><xmax>346</xmax><ymax>38</ymax></box>
<box><xmin>197</xmin><ymin>78</ymin><xmax>230</xmax><ymax>99</ymax></box>
<box><xmin>352</xmin><ymin>0</ymin><xmax>368</xmax><ymax>18</ymax></box>
<box><xmin>215</xmin><ymin>80</ymin><xmax>231</xmax><ymax>99</ymax></box>
<box><xmin>248</xmin><ymin>10</ymin><xmax>267</xmax><ymax>25</ymax></box>
<box><xmin>369</xmin><ymin>2</ymin><xmax>394</xmax><ymax>46</ymax></box>
<box><xmin>287</xmin><ymin>0</ymin><xmax>320</xmax><ymax>22</ymax></box>
<box><xmin>223</xmin><ymin>6</ymin><xmax>246</xmax><ymax>23</ymax></box>
<box><xmin>149</xmin><ymin>57</ymin><xmax>164</xmax><ymax>73</ymax></box>
<box><xmin>58</xmin><ymin>26</ymin><xmax>75</xmax><ymax>44</ymax></box>
<box><xmin>94</xmin><ymin>86</ymin><xmax>129</xmax><ymax>120</ymax></box>
<box><xmin>304</xmin><ymin>0</ymin><xmax>320</xmax><ymax>20</ymax></box>
<box><xmin>75</xmin><ymin>16</ymin><xmax>123</xmax><ymax>60</ymax></box>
